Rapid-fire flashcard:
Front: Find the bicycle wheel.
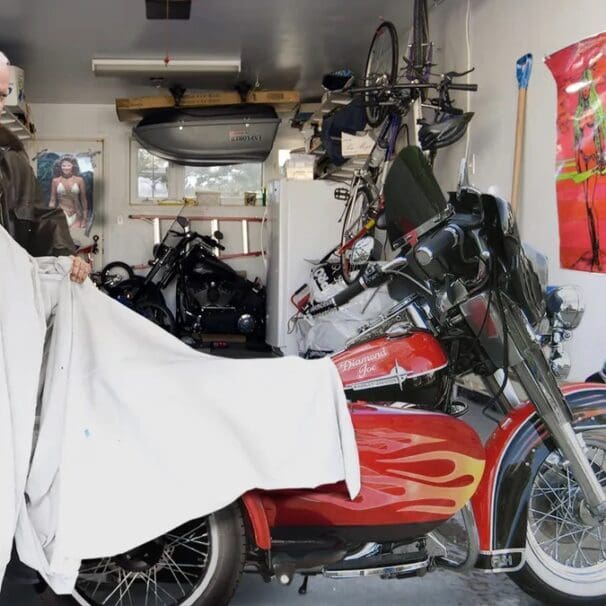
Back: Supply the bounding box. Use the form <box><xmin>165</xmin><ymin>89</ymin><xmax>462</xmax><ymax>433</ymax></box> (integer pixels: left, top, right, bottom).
<box><xmin>364</xmin><ymin>21</ymin><xmax>399</xmax><ymax>128</ymax></box>
<box><xmin>100</xmin><ymin>261</ymin><xmax>134</xmax><ymax>290</ymax></box>
<box><xmin>340</xmin><ymin>185</ymin><xmax>373</xmax><ymax>284</ymax></box>
<box><xmin>410</xmin><ymin>0</ymin><xmax>430</xmax><ymax>82</ymax></box>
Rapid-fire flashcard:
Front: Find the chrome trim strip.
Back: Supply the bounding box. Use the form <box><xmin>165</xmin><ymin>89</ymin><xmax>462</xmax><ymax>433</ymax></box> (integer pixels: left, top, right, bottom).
<box><xmin>478</xmin><ymin>549</ymin><xmax>526</xmax><ymax>574</ymax></box>
<box><xmin>323</xmin><ymin>558</ymin><xmax>429</xmax><ymax>579</ymax></box>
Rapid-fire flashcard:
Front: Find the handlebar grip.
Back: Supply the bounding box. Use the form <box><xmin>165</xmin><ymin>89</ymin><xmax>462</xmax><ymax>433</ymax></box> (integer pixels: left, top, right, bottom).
<box><xmin>306</xmin><ymin>258</ymin><xmax>400</xmax><ymax>316</ymax></box>
<box><xmin>448</xmin><ymin>83</ymin><xmax>478</xmax><ymax>91</ymax></box>
<box><xmin>415</xmin><ymin>226</ymin><xmax>459</xmax><ymax>266</ymax></box>
<box><xmin>333</xmin><ymin>279</ymin><xmax>366</xmax><ymax>307</ymax></box>
<box><xmin>308</xmin><ymin>279</ymin><xmax>366</xmax><ymax>316</ymax></box>
<box><xmin>201</xmin><ymin>235</ymin><xmax>226</xmax><ymax>250</ymax></box>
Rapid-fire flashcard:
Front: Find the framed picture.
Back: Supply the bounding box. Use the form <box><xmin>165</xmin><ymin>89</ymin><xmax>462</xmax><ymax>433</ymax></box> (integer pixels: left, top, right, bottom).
<box><xmin>31</xmin><ymin>139</ymin><xmax>104</xmax><ymax>262</ymax></box>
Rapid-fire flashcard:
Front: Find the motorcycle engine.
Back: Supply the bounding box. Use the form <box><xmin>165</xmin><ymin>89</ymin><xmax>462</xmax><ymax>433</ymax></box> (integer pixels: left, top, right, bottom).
<box><xmin>237</xmin><ymin>313</ymin><xmax>256</xmax><ymax>334</ymax></box>
<box><xmin>190</xmin><ymin>307</ymin><xmax>253</xmax><ymax>334</ymax></box>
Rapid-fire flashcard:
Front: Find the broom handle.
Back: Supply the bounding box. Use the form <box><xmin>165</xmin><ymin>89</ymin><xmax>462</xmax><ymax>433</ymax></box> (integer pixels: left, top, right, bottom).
<box><xmin>511</xmin><ymin>87</ymin><xmax>527</xmax><ymax>215</ymax></box>
<box><xmin>511</xmin><ymin>53</ymin><xmax>533</xmax><ymax>217</ymax></box>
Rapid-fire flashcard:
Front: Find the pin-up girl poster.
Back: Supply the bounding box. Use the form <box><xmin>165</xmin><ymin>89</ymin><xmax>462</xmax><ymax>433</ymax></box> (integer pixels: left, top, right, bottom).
<box><xmin>36</xmin><ymin>149</ymin><xmax>97</xmax><ymax>236</ymax></box>
<box><xmin>546</xmin><ymin>32</ymin><xmax>606</xmax><ymax>272</ymax></box>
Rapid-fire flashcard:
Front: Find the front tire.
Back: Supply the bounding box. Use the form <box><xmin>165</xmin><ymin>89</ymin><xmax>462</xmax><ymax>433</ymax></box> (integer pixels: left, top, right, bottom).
<box><xmin>340</xmin><ymin>185</ymin><xmax>373</xmax><ymax>284</ymax></box>
<box><xmin>136</xmin><ymin>301</ymin><xmax>176</xmax><ymax>334</ymax></box>
<box><xmin>39</xmin><ymin>504</ymin><xmax>246</xmax><ymax>606</ymax></box>
<box><xmin>510</xmin><ymin>429</ymin><xmax>606</xmax><ymax>605</ymax></box>
<box><xmin>363</xmin><ymin>21</ymin><xmax>399</xmax><ymax>128</ymax></box>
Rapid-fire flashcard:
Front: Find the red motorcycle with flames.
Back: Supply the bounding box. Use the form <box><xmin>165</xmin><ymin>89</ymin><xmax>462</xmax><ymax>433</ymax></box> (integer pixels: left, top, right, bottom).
<box><xmin>44</xmin><ymin>147</ymin><xmax>606</xmax><ymax>606</ymax></box>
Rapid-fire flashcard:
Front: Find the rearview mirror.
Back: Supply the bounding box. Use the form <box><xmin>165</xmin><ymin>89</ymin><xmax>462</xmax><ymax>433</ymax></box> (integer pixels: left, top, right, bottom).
<box><xmin>546</xmin><ymin>285</ymin><xmax>585</xmax><ymax>329</ymax></box>
<box><xmin>350</xmin><ymin>236</ymin><xmax>376</xmax><ymax>266</ymax></box>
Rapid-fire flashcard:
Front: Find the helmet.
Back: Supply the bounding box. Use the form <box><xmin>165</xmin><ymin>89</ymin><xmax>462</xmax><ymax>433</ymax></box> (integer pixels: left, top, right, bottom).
<box><xmin>321</xmin><ymin>69</ymin><xmax>355</xmax><ymax>92</ymax></box>
<box><xmin>418</xmin><ymin>112</ymin><xmax>474</xmax><ymax>151</ymax></box>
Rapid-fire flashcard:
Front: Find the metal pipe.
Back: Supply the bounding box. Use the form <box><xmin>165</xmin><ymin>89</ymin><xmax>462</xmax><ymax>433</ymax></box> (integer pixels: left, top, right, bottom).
<box><xmin>152</xmin><ymin>217</ymin><xmax>161</xmax><ymax>246</ymax></box>
<box><xmin>433</xmin><ymin>502</ymin><xmax>480</xmax><ymax>572</ymax></box>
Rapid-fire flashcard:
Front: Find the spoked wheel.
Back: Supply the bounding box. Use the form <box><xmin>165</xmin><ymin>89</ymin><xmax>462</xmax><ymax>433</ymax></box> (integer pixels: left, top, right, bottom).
<box><xmin>408</xmin><ymin>0</ymin><xmax>431</xmax><ymax>85</ymax></box>
<box><xmin>39</xmin><ymin>505</ymin><xmax>246</xmax><ymax>606</ymax></box>
<box><xmin>510</xmin><ymin>429</ymin><xmax>606</xmax><ymax>605</ymax></box>
<box><xmin>100</xmin><ymin>262</ymin><xmax>135</xmax><ymax>291</ymax></box>
<box><xmin>340</xmin><ymin>185</ymin><xmax>373</xmax><ymax>284</ymax></box>
<box><xmin>136</xmin><ymin>301</ymin><xmax>176</xmax><ymax>334</ymax></box>
<box><xmin>364</xmin><ymin>21</ymin><xmax>399</xmax><ymax>127</ymax></box>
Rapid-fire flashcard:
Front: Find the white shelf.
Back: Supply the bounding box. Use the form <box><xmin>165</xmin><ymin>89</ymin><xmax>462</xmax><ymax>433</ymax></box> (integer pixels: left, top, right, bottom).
<box><xmin>0</xmin><ymin>108</ymin><xmax>34</xmax><ymax>140</ymax></box>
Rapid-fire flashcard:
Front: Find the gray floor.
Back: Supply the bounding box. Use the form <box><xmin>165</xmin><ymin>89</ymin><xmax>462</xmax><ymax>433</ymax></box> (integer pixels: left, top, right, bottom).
<box><xmin>0</xmin><ymin>568</ymin><xmax>541</xmax><ymax>606</ymax></box>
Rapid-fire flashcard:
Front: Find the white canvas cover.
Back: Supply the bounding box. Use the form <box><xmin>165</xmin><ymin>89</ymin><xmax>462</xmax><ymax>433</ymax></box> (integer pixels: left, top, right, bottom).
<box><xmin>296</xmin><ymin>284</ymin><xmax>395</xmax><ymax>356</ymax></box>
<box><xmin>0</xmin><ymin>226</ymin><xmax>360</xmax><ymax>593</ymax></box>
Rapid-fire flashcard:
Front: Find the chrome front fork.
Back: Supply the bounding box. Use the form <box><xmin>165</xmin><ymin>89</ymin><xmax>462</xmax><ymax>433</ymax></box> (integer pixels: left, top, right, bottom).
<box><xmin>464</xmin><ymin>292</ymin><xmax>606</xmax><ymax>520</ymax></box>
<box><xmin>502</xmin><ymin>300</ymin><xmax>606</xmax><ymax>519</ymax></box>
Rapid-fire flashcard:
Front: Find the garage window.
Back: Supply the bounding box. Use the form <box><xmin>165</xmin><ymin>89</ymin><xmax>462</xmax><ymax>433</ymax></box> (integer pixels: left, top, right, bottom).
<box><xmin>135</xmin><ymin>148</ymin><xmax>170</xmax><ymax>201</ymax></box>
<box><xmin>131</xmin><ymin>142</ymin><xmax>263</xmax><ymax>204</ymax></box>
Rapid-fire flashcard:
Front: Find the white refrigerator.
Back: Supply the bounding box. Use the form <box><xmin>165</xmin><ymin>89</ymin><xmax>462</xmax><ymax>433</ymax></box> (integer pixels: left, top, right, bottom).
<box><xmin>265</xmin><ymin>178</ymin><xmax>345</xmax><ymax>355</ymax></box>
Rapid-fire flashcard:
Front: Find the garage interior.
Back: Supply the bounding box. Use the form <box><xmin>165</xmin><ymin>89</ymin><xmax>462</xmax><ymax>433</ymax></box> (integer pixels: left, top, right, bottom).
<box><xmin>1</xmin><ymin>0</ymin><xmax>606</xmax><ymax>605</ymax></box>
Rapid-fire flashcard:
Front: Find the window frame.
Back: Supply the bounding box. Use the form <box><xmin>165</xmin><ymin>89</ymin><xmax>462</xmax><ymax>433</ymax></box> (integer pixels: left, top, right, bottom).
<box><xmin>130</xmin><ymin>140</ymin><xmax>264</xmax><ymax>206</ymax></box>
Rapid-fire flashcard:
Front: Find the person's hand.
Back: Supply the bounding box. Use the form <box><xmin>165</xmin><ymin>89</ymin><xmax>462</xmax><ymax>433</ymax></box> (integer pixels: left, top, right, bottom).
<box><xmin>69</xmin><ymin>256</ymin><xmax>91</xmax><ymax>283</ymax></box>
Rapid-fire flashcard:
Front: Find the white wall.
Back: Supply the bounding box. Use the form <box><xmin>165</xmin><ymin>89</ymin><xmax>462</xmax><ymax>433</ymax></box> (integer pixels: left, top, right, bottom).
<box><xmin>429</xmin><ymin>0</ymin><xmax>606</xmax><ymax>380</ymax></box>
<box><xmin>28</xmin><ymin>103</ymin><xmax>304</xmax><ymax>282</ymax></box>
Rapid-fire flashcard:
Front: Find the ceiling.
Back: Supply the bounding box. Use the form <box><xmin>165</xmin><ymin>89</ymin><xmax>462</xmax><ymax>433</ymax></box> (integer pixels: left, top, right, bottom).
<box><xmin>2</xmin><ymin>0</ymin><xmax>414</xmax><ymax>105</ymax></box>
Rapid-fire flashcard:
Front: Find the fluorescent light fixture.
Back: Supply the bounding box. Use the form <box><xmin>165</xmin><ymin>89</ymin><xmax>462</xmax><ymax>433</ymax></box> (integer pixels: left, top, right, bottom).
<box><xmin>92</xmin><ymin>58</ymin><xmax>241</xmax><ymax>76</ymax></box>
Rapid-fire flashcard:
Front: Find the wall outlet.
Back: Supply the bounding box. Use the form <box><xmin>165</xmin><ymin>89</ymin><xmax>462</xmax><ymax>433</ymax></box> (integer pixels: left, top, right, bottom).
<box><xmin>117</xmin><ymin>214</ymin><xmax>124</xmax><ymax>226</ymax></box>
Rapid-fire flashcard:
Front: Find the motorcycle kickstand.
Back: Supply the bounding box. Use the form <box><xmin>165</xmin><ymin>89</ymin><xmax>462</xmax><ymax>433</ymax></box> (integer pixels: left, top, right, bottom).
<box><xmin>298</xmin><ymin>575</ymin><xmax>310</xmax><ymax>595</ymax></box>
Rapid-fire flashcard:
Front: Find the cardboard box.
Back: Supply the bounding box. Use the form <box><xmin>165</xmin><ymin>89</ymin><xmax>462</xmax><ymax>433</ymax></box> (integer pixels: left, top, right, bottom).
<box><xmin>196</xmin><ymin>191</ymin><xmax>221</xmax><ymax>206</ymax></box>
<box><xmin>285</xmin><ymin>153</ymin><xmax>316</xmax><ymax>180</ymax></box>
<box><xmin>341</xmin><ymin>131</ymin><xmax>375</xmax><ymax>157</ymax></box>
<box><xmin>116</xmin><ymin>92</ymin><xmax>242</xmax><ymax>121</ymax></box>
<box><xmin>246</xmin><ymin>90</ymin><xmax>300</xmax><ymax>105</ymax></box>
<box><xmin>116</xmin><ymin>90</ymin><xmax>301</xmax><ymax>122</ymax></box>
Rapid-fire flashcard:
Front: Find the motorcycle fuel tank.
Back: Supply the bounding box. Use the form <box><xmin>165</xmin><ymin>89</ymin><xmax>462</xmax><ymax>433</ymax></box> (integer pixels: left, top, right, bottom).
<box><xmin>262</xmin><ymin>405</ymin><xmax>485</xmax><ymax>541</ymax></box>
<box><xmin>332</xmin><ymin>332</ymin><xmax>448</xmax><ymax>406</ymax></box>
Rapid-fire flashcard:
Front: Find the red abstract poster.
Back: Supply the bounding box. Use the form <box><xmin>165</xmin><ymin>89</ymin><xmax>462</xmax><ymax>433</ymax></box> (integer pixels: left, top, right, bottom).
<box><xmin>546</xmin><ymin>33</ymin><xmax>606</xmax><ymax>272</ymax></box>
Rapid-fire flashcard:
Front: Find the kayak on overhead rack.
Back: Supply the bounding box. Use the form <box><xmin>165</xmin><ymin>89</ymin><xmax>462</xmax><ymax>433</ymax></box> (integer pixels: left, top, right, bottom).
<box><xmin>132</xmin><ymin>104</ymin><xmax>281</xmax><ymax>166</ymax></box>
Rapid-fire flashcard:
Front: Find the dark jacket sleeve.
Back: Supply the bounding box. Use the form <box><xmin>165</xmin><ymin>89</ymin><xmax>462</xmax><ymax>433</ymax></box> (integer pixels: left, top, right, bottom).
<box><xmin>0</xmin><ymin>147</ymin><xmax>76</xmax><ymax>257</ymax></box>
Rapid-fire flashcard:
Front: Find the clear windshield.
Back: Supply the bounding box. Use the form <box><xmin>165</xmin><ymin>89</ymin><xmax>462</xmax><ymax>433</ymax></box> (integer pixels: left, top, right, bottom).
<box><xmin>158</xmin><ymin>205</ymin><xmax>188</xmax><ymax>253</ymax></box>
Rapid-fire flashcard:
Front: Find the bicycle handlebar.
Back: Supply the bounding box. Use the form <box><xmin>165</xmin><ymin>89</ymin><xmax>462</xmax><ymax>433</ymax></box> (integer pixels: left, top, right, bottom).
<box><xmin>447</xmin><ymin>83</ymin><xmax>478</xmax><ymax>92</ymax></box>
<box><xmin>344</xmin><ymin>82</ymin><xmax>437</xmax><ymax>95</ymax></box>
<box><xmin>307</xmin><ymin>257</ymin><xmax>407</xmax><ymax>316</ymax></box>
<box><xmin>200</xmin><ymin>234</ymin><xmax>226</xmax><ymax>251</ymax></box>
<box><xmin>340</xmin><ymin>76</ymin><xmax>477</xmax><ymax>97</ymax></box>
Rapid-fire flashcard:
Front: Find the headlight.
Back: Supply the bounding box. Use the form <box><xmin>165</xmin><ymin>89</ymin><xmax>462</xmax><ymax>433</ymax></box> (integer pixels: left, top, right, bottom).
<box><xmin>546</xmin><ymin>285</ymin><xmax>585</xmax><ymax>329</ymax></box>
<box><xmin>551</xmin><ymin>351</ymin><xmax>572</xmax><ymax>380</ymax></box>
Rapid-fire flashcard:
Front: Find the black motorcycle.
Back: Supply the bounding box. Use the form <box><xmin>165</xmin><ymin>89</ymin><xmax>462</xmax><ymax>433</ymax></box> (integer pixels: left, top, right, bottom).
<box><xmin>101</xmin><ymin>216</ymin><xmax>266</xmax><ymax>345</ymax></box>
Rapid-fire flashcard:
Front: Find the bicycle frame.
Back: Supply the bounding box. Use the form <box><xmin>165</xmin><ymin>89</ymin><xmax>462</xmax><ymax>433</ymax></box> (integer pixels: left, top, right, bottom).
<box><xmin>338</xmin><ymin>112</ymin><xmax>402</xmax><ymax>256</ymax></box>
